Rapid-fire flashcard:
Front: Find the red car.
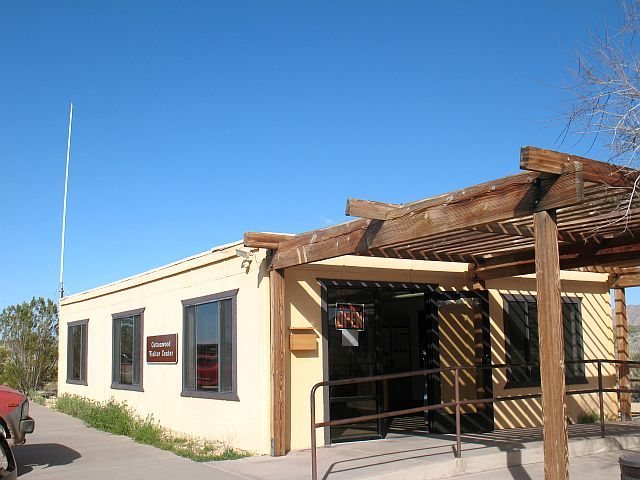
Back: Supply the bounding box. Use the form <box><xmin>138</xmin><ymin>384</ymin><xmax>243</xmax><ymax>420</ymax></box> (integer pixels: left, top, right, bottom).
<box><xmin>196</xmin><ymin>354</ymin><xmax>219</xmax><ymax>389</ymax></box>
<box><xmin>0</xmin><ymin>386</ymin><xmax>34</xmax><ymax>445</ymax></box>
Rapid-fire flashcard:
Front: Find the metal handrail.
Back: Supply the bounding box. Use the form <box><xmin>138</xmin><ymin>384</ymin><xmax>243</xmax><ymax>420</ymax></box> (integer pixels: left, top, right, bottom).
<box><xmin>309</xmin><ymin>359</ymin><xmax>640</xmax><ymax>480</ymax></box>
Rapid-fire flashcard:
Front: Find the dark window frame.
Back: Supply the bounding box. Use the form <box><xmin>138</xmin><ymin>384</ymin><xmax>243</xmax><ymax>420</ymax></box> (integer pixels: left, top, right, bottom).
<box><xmin>66</xmin><ymin>319</ymin><xmax>88</xmax><ymax>385</ymax></box>
<box><xmin>181</xmin><ymin>290</ymin><xmax>239</xmax><ymax>401</ymax></box>
<box><xmin>503</xmin><ymin>295</ymin><xmax>587</xmax><ymax>389</ymax></box>
<box><xmin>111</xmin><ymin>308</ymin><xmax>144</xmax><ymax>392</ymax></box>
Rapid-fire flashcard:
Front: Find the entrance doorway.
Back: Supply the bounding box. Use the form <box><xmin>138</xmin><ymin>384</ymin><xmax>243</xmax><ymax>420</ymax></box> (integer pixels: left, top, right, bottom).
<box><xmin>321</xmin><ymin>280</ymin><xmax>493</xmax><ymax>444</ymax></box>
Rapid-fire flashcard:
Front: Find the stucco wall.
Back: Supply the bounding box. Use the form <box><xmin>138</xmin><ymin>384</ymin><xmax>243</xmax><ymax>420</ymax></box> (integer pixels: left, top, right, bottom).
<box><xmin>286</xmin><ymin>259</ymin><xmax>615</xmax><ymax>450</ymax></box>
<box><xmin>487</xmin><ymin>274</ymin><xmax>617</xmax><ymax>429</ymax></box>
<box><xmin>286</xmin><ymin>257</ymin><xmax>474</xmax><ymax>450</ymax></box>
<box><xmin>59</xmin><ymin>245</ymin><xmax>617</xmax><ymax>454</ymax></box>
<box><xmin>439</xmin><ymin>299</ymin><xmax>481</xmax><ymax>415</ymax></box>
<box><xmin>58</xmin><ymin>244</ymin><xmax>272</xmax><ymax>454</ymax></box>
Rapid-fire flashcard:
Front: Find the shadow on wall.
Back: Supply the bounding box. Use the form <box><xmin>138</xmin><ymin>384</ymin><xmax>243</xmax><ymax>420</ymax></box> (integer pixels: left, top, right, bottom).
<box><xmin>14</xmin><ymin>443</ymin><xmax>81</xmax><ymax>476</ymax></box>
<box><xmin>489</xmin><ymin>284</ymin><xmax>618</xmax><ymax>429</ymax></box>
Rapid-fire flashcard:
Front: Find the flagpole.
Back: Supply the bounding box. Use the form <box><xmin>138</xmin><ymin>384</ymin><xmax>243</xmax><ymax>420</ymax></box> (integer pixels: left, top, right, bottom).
<box><xmin>59</xmin><ymin>102</ymin><xmax>73</xmax><ymax>299</ymax></box>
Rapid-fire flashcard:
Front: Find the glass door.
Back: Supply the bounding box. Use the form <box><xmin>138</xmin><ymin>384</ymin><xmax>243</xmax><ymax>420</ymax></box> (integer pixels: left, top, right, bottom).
<box><xmin>326</xmin><ymin>287</ymin><xmax>381</xmax><ymax>443</ymax></box>
<box><xmin>324</xmin><ymin>282</ymin><xmax>439</xmax><ymax>442</ymax></box>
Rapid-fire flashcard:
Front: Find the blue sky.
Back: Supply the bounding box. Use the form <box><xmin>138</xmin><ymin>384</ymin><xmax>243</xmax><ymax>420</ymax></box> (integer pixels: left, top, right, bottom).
<box><xmin>1</xmin><ymin>1</ymin><xmax>637</xmax><ymax>308</ymax></box>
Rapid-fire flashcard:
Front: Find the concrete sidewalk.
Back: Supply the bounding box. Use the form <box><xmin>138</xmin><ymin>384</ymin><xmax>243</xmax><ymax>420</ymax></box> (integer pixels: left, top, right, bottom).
<box><xmin>13</xmin><ymin>404</ymin><xmax>640</xmax><ymax>479</ymax></box>
<box><xmin>13</xmin><ymin>404</ymin><xmax>235</xmax><ymax>479</ymax></box>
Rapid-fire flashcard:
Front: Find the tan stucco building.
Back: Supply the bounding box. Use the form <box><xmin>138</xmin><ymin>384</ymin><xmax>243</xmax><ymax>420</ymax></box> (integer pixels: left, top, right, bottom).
<box><xmin>58</xmin><ymin>240</ymin><xmax>618</xmax><ymax>455</ymax></box>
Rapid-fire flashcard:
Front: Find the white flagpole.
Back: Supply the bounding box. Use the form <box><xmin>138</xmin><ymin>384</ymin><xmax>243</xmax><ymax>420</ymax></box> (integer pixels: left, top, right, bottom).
<box><xmin>59</xmin><ymin>102</ymin><xmax>73</xmax><ymax>299</ymax></box>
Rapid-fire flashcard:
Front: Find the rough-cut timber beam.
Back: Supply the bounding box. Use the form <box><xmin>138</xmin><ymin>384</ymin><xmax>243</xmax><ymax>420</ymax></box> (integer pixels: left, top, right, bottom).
<box><xmin>521</xmin><ymin>146</ymin><xmax>640</xmax><ymax>188</ymax></box>
<box><xmin>270</xmin><ymin>268</ymin><xmax>287</xmax><ymax>456</ymax></box>
<box><xmin>611</xmin><ymin>274</ymin><xmax>640</xmax><ymax>288</ymax></box>
<box><xmin>345</xmin><ymin>198</ymin><xmax>401</xmax><ymax>220</ymax></box>
<box><xmin>534</xmin><ymin>209</ymin><xmax>569</xmax><ymax>480</ymax></box>
<box><xmin>244</xmin><ymin>232</ymin><xmax>294</xmax><ymax>250</ymax></box>
<box><xmin>478</xmin><ymin>231</ymin><xmax>640</xmax><ymax>270</ymax></box>
<box><xmin>271</xmin><ymin>168</ymin><xmax>584</xmax><ymax>270</ymax></box>
<box><xmin>271</xmin><ymin>218</ymin><xmax>371</xmax><ymax>270</ymax></box>
<box><xmin>475</xmin><ymin>242</ymin><xmax>640</xmax><ymax>280</ymax></box>
<box><xmin>615</xmin><ymin>288</ymin><xmax>632</xmax><ymax>421</ymax></box>
<box><xmin>365</xmin><ymin>167</ymin><xmax>584</xmax><ymax>249</ymax></box>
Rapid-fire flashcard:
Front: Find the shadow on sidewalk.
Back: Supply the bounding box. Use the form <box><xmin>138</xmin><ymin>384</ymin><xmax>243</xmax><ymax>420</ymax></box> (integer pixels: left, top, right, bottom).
<box><xmin>13</xmin><ymin>443</ymin><xmax>81</xmax><ymax>476</ymax></box>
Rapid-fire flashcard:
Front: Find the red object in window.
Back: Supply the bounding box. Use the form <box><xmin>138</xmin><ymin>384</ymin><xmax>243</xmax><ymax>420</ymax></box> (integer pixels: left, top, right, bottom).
<box><xmin>196</xmin><ymin>353</ymin><xmax>219</xmax><ymax>389</ymax></box>
<box><xmin>335</xmin><ymin>304</ymin><xmax>365</xmax><ymax>330</ymax></box>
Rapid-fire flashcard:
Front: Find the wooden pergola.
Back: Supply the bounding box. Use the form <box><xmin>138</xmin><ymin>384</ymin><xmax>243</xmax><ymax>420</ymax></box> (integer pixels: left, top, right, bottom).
<box><xmin>245</xmin><ymin>146</ymin><xmax>640</xmax><ymax>479</ymax></box>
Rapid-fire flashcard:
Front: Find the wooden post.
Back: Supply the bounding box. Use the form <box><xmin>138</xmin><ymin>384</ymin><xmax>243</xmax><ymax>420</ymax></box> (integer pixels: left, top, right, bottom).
<box><xmin>534</xmin><ymin>210</ymin><xmax>569</xmax><ymax>480</ymax></box>
<box><xmin>615</xmin><ymin>287</ymin><xmax>632</xmax><ymax>421</ymax></box>
<box><xmin>270</xmin><ymin>268</ymin><xmax>287</xmax><ymax>456</ymax></box>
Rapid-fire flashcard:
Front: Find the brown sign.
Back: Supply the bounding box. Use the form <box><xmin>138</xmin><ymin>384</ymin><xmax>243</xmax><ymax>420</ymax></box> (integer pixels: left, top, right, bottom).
<box><xmin>146</xmin><ymin>334</ymin><xmax>178</xmax><ymax>364</ymax></box>
<box><xmin>335</xmin><ymin>304</ymin><xmax>365</xmax><ymax>330</ymax></box>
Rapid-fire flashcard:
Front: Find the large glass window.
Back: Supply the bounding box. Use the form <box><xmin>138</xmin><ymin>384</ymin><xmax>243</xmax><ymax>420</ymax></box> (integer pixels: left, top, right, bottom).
<box><xmin>67</xmin><ymin>320</ymin><xmax>88</xmax><ymax>384</ymax></box>
<box><xmin>183</xmin><ymin>292</ymin><xmax>235</xmax><ymax>397</ymax></box>
<box><xmin>112</xmin><ymin>312</ymin><xmax>142</xmax><ymax>389</ymax></box>
<box><xmin>504</xmin><ymin>296</ymin><xmax>585</xmax><ymax>388</ymax></box>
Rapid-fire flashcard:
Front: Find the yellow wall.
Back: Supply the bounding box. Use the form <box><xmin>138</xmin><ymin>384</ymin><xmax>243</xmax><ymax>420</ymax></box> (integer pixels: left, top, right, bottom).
<box><xmin>286</xmin><ymin>260</ymin><xmax>615</xmax><ymax>450</ymax></box>
<box><xmin>439</xmin><ymin>299</ymin><xmax>481</xmax><ymax>415</ymax></box>
<box><xmin>487</xmin><ymin>274</ymin><xmax>617</xmax><ymax>428</ymax></box>
<box><xmin>59</xmin><ymin>244</ymin><xmax>617</xmax><ymax>454</ymax></box>
<box><xmin>58</xmin><ymin>243</ymin><xmax>273</xmax><ymax>454</ymax></box>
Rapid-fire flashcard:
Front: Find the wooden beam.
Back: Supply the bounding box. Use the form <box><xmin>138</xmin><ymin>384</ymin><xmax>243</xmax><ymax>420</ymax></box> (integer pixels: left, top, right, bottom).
<box><xmin>272</xmin><ymin>169</ymin><xmax>584</xmax><ymax>270</ymax></box>
<box><xmin>367</xmin><ymin>246</ymin><xmax>477</xmax><ymax>264</ymax></box>
<box><xmin>473</xmin><ymin>223</ymin><xmax>575</xmax><ymax>243</ymax></box>
<box><xmin>345</xmin><ymin>198</ymin><xmax>400</xmax><ymax>220</ymax></box>
<box><xmin>610</xmin><ymin>273</ymin><xmax>640</xmax><ymax>288</ymax></box>
<box><xmin>521</xmin><ymin>146</ymin><xmax>640</xmax><ymax>188</ymax></box>
<box><xmin>270</xmin><ymin>268</ymin><xmax>287</xmax><ymax>456</ymax></box>
<box><xmin>534</xmin><ymin>209</ymin><xmax>569</xmax><ymax>480</ymax></box>
<box><xmin>474</xmin><ymin>233</ymin><xmax>640</xmax><ymax>280</ymax></box>
<box><xmin>577</xmin><ymin>265</ymin><xmax>640</xmax><ymax>275</ymax></box>
<box><xmin>366</xmin><ymin>168</ymin><xmax>584</xmax><ymax>249</ymax></box>
<box><xmin>271</xmin><ymin>219</ymin><xmax>372</xmax><ymax>270</ymax></box>
<box><xmin>244</xmin><ymin>232</ymin><xmax>293</xmax><ymax>250</ymax></box>
<box><xmin>479</xmin><ymin>231</ymin><xmax>639</xmax><ymax>270</ymax></box>
<box><xmin>615</xmin><ymin>288</ymin><xmax>632</xmax><ymax>421</ymax></box>
<box><xmin>476</xmin><ymin>247</ymin><xmax>640</xmax><ymax>280</ymax></box>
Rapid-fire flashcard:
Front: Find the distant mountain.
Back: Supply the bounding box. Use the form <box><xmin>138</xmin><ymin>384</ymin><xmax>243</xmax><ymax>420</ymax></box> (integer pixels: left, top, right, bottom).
<box><xmin>629</xmin><ymin>305</ymin><xmax>640</xmax><ymax>326</ymax></box>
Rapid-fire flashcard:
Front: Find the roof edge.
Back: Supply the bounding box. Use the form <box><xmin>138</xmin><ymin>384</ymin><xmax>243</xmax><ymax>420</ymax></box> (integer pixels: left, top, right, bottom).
<box><xmin>60</xmin><ymin>240</ymin><xmax>246</xmax><ymax>306</ymax></box>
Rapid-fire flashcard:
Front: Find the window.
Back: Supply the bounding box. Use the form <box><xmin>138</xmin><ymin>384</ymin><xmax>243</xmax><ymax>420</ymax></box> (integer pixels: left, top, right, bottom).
<box><xmin>504</xmin><ymin>296</ymin><xmax>585</xmax><ymax>388</ymax></box>
<box><xmin>112</xmin><ymin>310</ymin><xmax>143</xmax><ymax>390</ymax></box>
<box><xmin>563</xmin><ymin>300</ymin><xmax>585</xmax><ymax>381</ymax></box>
<box><xmin>182</xmin><ymin>290</ymin><xmax>237</xmax><ymax>399</ymax></box>
<box><xmin>67</xmin><ymin>320</ymin><xmax>88</xmax><ymax>384</ymax></box>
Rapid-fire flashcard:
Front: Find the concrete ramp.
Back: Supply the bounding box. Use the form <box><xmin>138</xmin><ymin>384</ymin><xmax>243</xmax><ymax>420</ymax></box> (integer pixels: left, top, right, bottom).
<box><xmin>210</xmin><ymin>423</ymin><xmax>640</xmax><ymax>479</ymax></box>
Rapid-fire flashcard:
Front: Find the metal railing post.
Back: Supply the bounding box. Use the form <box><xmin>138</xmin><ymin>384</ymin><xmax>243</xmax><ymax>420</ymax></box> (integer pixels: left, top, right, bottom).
<box><xmin>597</xmin><ymin>360</ymin><xmax>605</xmax><ymax>438</ymax></box>
<box><xmin>307</xmin><ymin>360</ymin><xmax>640</xmax><ymax>479</ymax></box>
<box><xmin>311</xmin><ymin>385</ymin><xmax>318</xmax><ymax>480</ymax></box>
<box><xmin>455</xmin><ymin>368</ymin><xmax>462</xmax><ymax>458</ymax></box>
